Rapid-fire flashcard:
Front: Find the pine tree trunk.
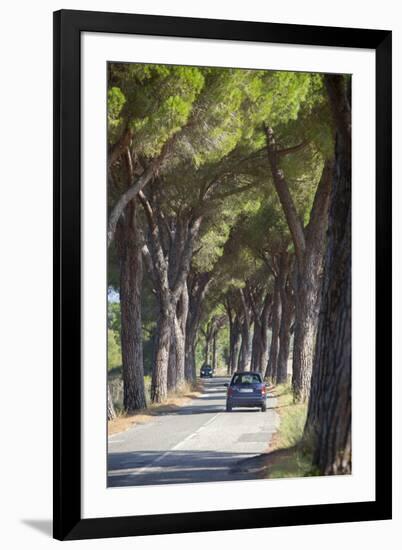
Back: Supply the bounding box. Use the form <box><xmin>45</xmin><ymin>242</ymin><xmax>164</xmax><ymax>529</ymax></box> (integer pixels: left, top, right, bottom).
<box><xmin>277</xmin><ymin>301</ymin><xmax>292</xmax><ymax>384</ymax></box>
<box><xmin>184</xmin><ymin>330</ymin><xmax>197</xmax><ymax>381</ymax></box>
<box><xmin>229</xmin><ymin>318</ymin><xmax>241</xmax><ymax>374</ymax></box>
<box><xmin>265</xmin><ymin>126</ymin><xmax>331</xmax><ymax>401</ymax></box>
<box><xmin>275</xmin><ymin>253</ymin><xmax>293</xmax><ymax>384</ymax></box>
<box><xmin>233</xmin><ymin>331</ymin><xmax>241</xmax><ymax>373</ymax></box>
<box><xmin>151</xmin><ymin>303</ymin><xmax>173</xmax><ymax>403</ymax></box>
<box><xmin>238</xmin><ymin>319</ymin><xmax>252</xmax><ymax>371</ymax></box>
<box><xmin>228</xmin><ymin>315</ymin><xmax>234</xmax><ymax>373</ymax></box>
<box><xmin>175</xmin><ymin>316</ymin><xmax>186</xmax><ymax>388</ymax></box>
<box><xmin>291</xmin><ymin>262</ymin><xmax>319</xmax><ymax>401</ymax></box>
<box><xmin>184</xmin><ymin>318</ymin><xmax>198</xmax><ymax>381</ymax></box>
<box><xmin>227</xmin><ymin>311</ymin><xmax>237</xmax><ymax>374</ymax></box>
<box><xmin>185</xmin><ymin>273</ymin><xmax>211</xmax><ymax>382</ymax></box>
<box><xmin>304</xmin><ymin>74</ymin><xmax>352</xmax><ymax>475</ymax></box>
<box><xmin>277</xmin><ymin>294</ymin><xmax>293</xmax><ymax>384</ymax></box>
<box><xmin>250</xmin><ymin>292</ymin><xmax>271</xmax><ymax>374</ymax></box>
<box><xmin>250</xmin><ymin>328</ymin><xmax>261</xmax><ymax>373</ymax></box>
<box><xmin>175</xmin><ymin>285</ymin><xmax>188</xmax><ymax>389</ymax></box>
<box><xmin>259</xmin><ymin>292</ymin><xmax>272</xmax><ymax>375</ymax></box>
<box><xmin>252</xmin><ymin>330</ymin><xmax>268</xmax><ymax>374</ymax></box>
<box><xmin>167</xmin><ymin>317</ymin><xmax>177</xmax><ymax>392</ymax></box>
<box><xmin>238</xmin><ymin>289</ymin><xmax>252</xmax><ymax>371</ymax></box>
<box><xmin>117</xmin><ymin>201</ymin><xmax>147</xmax><ymax>411</ymax></box>
<box><xmin>139</xmin><ymin>194</ymin><xmax>202</xmax><ymax>402</ymax></box>
<box><xmin>168</xmin><ymin>285</ymin><xmax>188</xmax><ymax>390</ymax></box>
<box><xmin>204</xmin><ymin>334</ymin><xmax>211</xmax><ymax>364</ymax></box>
<box><xmin>266</xmin><ymin>277</ymin><xmax>281</xmax><ymax>381</ymax></box>
<box><xmin>168</xmin><ymin>315</ymin><xmax>186</xmax><ymax>391</ymax></box>
<box><xmin>291</xmin><ymin>164</ymin><xmax>332</xmax><ymax>401</ymax></box>
<box><xmin>212</xmin><ymin>332</ymin><xmax>218</xmax><ymax>371</ymax></box>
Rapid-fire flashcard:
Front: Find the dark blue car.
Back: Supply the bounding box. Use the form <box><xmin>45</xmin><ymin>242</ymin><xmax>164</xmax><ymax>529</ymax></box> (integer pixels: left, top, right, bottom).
<box><xmin>200</xmin><ymin>364</ymin><xmax>213</xmax><ymax>378</ymax></box>
<box><xmin>225</xmin><ymin>371</ymin><xmax>267</xmax><ymax>412</ymax></box>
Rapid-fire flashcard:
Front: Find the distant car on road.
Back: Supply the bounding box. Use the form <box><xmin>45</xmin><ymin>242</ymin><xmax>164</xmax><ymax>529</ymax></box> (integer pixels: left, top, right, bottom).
<box><xmin>200</xmin><ymin>364</ymin><xmax>213</xmax><ymax>378</ymax></box>
<box><xmin>225</xmin><ymin>371</ymin><xmax>267</xmax><ymax>412</ymax></box>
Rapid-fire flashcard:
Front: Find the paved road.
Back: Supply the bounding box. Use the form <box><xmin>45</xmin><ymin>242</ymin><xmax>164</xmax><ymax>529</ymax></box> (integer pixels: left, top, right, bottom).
<box><xmin>108</xmin><ymin>376</ymin><xmax>278</xmax><ymax>487</ymax></box>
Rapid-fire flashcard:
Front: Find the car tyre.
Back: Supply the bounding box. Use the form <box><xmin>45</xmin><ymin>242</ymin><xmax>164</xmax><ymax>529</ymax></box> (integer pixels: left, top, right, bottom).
<box><xmin>261</xmin><ymin>403</ymin><xmax>267</xmax><ymax>412</ymax></box>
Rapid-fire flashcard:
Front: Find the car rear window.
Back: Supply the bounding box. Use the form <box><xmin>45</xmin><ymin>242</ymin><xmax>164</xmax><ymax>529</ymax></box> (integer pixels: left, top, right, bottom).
<box><xmin>231</xmin><ymin>373</ymin><xmax>262</xmax><ymax>385</ymax></box>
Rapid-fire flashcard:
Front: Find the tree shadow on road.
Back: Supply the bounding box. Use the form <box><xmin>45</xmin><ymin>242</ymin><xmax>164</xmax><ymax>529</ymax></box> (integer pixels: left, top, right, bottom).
<box><xmin>107</xmin><ymin>449</ymin><xmax>267</xmax><ymax>487</ymax></box>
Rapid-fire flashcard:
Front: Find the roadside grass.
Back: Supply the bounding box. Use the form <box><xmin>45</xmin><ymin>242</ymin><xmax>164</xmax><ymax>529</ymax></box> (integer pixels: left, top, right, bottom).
<box><xmin>265</xmin><ymin>383</ymin><xmax>317</xmax><ymax>479</ymax></box>
<box><xmin>108</xmin><ymin>378</ymin><xmax>203</xmax><ymax>435</ymax></box>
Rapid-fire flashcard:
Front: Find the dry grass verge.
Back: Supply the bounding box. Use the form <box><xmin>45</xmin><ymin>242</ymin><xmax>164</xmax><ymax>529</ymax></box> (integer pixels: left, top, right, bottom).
<box><xmin>233</xmin><ymin>383</ymin><xmax>316</xmax><ymax>479</ymax></box>
<box><xmin>108</xmin><ymin>381</ymin><xmax>203</xmax><ymax>436</ymax></box>
<box><xmin>262</xmin><ymin>383</ymin><xmax>316</xmax><ymax>478</ymax></box>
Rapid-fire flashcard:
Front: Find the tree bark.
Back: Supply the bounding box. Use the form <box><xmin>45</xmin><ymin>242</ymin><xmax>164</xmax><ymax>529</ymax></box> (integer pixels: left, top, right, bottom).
<box><xmin>249</xmin><ymin>288</ymin><xmax>262</xmax><ymax>372</ymax></box>
<box><xmin>265</xmin><ymin>126</ymin><xmax>306</xmax><ymax>260</ymax></box>
<box><xmin>291</xmin><ymin>163</ymin><xmax>332</xmax><ymax>401</ymax></box>
<box><xmin>238</xmin><ymin>322</ymin><xmax>252</xmax><ymax>370</ymax></box>
<box><xmin>276</xmin><ymin>253</ymin><xmax>293</xmax><ymax>384</ymax></box>
<box><xmin>167</xmin><ymin>317</ymin><xmax>177</xmax><ymax>392</ymax></box>
<box><xmin>169</xmin><ymin>285</ymin><xmax>188</xmax><ymax>390</ymax></box>
<box><xmin>250</xmin><ymin>327</ymin><xmax>261</xmax><ymax>373</ymax></box>
<box><xmin>304</xmin><ymin>74</ymin><xmax>352</xmax><ymax>475</ymax></box>
<box><xmin>184</xmin><ymin>323</ymin><xmax>198</xmax><ymax>381</ymax></box>
<box><xmin>225</xmin><ymin>296</ymin><xmax>238</xmax><ymax>375</ymax></box>
<box><xmin>204</xmin><ymin>331</ymin><xmax>211</xmax><ymax>364</ymax></box>
<box><xmin>259</xmin><ymin>294</ymin><xmax>271</xmax><ymax>375</ymax></box>
<box><xmin>139</xmin><ymin>192</ymin><xmax>172</xmax><ymax>403</ymax></box>
<box><xmin>212</xmin><ymin>332</ymin><xmax>218</xmax><ymax>371</ymax></box>
<box><xmin>203</xmin><ymin>315</ymin><xmax>226</xmax><ymax>369</ymax></box>
<box><xmin>228</xmin><ymin>315</ymin><xmax>241</xmax><ymax>374</ymax></box>
<box><xmin>167</xmin><ymin>312</ymin><xmax>187</xmax><ymax>391</ymax></box>
<box><xmin>265</xmin><ymin>276</ymin><xmax>281</xmax><ymax>381</ymax></box>
<box><xmin>167</xmin><ymin>227</ymin><xmax>187</xmax><ymax>391</ymax></box>
<box><xmin>185</xmin><ymin>272</ymin><xmax>211</xmax><ymax>381</ymax></box>
<box><xmin>265</xmin><ymin>126</ymin><xmax>332</xmax><ymax>401</ymax></box>
<box><xmin>250</xmin><ymin>291</ymin><xmax>271</xmax><ymax>374</ymax></box>
<box><xmin>139</xmin><ymin>191</ymin><xmax>202</xmax><ymax>402</ymax></box>
<box><xmin>291</xmin><ymin>263</ymin><xmax>319</xmax><ymax>400</ymax></box>
<box><xmin>108</xmin><ymin>127</ymin><xmax>133</xmax><ymax>168</ymax></box>
<box><xmin>107</xmin><ymin>132</ymin><xmax>181</xmax><ymax>247</ymax></box>
<box><xmin>151</xmin><ymin>303</ymin><xmax>173</xmax><ymax>403</ymax></box>
<box><xmin>238</xmin><ymin>288</ymin><xmax>252</xmax><ymax>371</ymax></box>
<box><xmin>117</xmin><ymin>200</ymin><xmax>147</xmax><ymax>411</ymax></box>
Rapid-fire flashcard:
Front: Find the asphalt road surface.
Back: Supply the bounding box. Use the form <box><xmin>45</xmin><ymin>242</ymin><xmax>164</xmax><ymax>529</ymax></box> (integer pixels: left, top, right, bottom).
<box><xmin>108</xmin><ymin>376</ymin><xmax>278</xmax><ymax>487</ymax></box>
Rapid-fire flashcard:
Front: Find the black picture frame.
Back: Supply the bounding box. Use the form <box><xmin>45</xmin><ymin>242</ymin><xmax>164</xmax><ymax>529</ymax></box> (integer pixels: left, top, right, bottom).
<box><xmin>53</xmin><ymin>9</ymin><xmax>392</xmax><ymax>541</ymax></box>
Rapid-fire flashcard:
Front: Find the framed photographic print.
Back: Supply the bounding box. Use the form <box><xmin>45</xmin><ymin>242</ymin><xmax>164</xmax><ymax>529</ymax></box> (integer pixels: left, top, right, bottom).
<box><xmin>53</xmin><ymin>9</ymin><xmax>392</xmax><ymax>541</ymax></box>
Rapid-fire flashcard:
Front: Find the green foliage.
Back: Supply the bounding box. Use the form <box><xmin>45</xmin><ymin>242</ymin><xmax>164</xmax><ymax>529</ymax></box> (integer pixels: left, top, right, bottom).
<box><xmin>107</xmin><ymin>62</ymin><xmax>339</xmax><ymax>401</ymax></box>
<box><xmin>108</xmin><ymin>301</ymin><xmax>121</xmax><ymax>333</ymax></box>
<box><xmin>107</xmin><ymin>284</ymin><xmax>157</xmax><ymax>376</ymax></box>
<box><xmin>108</xmin><ymin>62</ymin><xmax>205</xmax><ymax>155</ymax></box>
<box><xmin>192</xmin><ymin>194</ymin><xmax>259</xmax><ymax>273</ymax></box>
<box><xmin>107</xmin><ymin>301</ymin><xmax>122</xmax><ymax>371</ymax></box>
<box><xmin>108</xmin><ymin>329</ymin><xmax>121</xmax><ymax>371</ymax></box>
<box><xmin>108</xmin><ymin>86</ymin><xmax>126</xmax><ymax>138</ymax></box>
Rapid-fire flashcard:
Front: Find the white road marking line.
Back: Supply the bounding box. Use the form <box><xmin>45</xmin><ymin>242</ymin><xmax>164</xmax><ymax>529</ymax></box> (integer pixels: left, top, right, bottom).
<box><xmin>203</xmin><ymin>414</ymin><xmax>221</xmax><ymax>427</ymax></box>
<box><xmin>125</xmin><ymin>412</ymin><xmax>221</xmax><ymax>477</ymax></box>
<box><xmin>172</xmin><ymin>413</ymin><xmax>220</xmax><ymax>449</ymax></box>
